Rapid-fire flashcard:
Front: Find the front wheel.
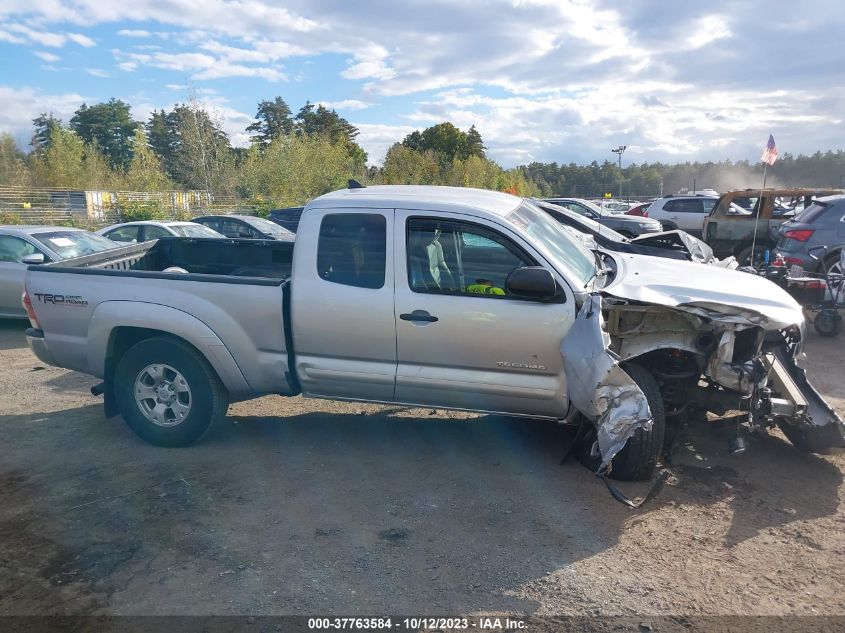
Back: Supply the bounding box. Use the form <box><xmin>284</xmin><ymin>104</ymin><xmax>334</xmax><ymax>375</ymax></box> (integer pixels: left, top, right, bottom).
<box><xmin>114</xmin><ymin>336</ymin><xmax>229</xmax><ymax>446</ymax></box>
<box><xmin>575</xmin><ymin>362</ymin><xmax>666</xmax><ymax>481</ymax></box>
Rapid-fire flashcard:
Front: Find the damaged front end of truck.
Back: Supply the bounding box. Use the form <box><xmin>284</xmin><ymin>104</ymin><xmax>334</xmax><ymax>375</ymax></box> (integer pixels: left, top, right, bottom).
<box><xmin>562</xmin><ymin>256</ymin><xmax>845</xmax><ymax>479</ymax></box>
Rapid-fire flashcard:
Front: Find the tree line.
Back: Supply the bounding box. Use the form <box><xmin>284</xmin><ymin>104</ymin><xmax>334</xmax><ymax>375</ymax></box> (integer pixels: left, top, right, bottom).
<box><xmin>0</xmin><ymin>96</ymin><xmax>536</xmax><ymax>210</ymax></box>
<box><xmin>519</xmin><ymin>151</ymin><xmax>845</xmax><ymax>200</ymax></box>
<box><xmin>3</xmin><ymin>94</ymin><xmax>844</xmax><ymax>209</ymax></box>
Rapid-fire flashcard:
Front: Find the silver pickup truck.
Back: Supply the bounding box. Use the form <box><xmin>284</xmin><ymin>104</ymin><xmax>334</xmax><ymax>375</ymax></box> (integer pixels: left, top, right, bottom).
<box><xmin>23</xmin><ymin>185</ymin><xmax>845</xmax><ymax>481</ymax></box>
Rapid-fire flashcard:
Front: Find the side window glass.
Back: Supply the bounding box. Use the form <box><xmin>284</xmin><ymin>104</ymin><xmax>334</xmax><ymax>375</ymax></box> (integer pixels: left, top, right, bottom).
<box><xmin>0</xmin><ymin>236</ymin><xmax>39</xmax><ymax>263</ymax></box>
<box><xmin>144</xmin><ymin>226</ymin><xmax>171</xmax><ymax>240</ymax></box>
<box><xmin>107</xmin><ymin>226</ymin><xmax>140</xmax><ymax>242</ymax></box>
<box><xmin>702</xmin><ymin>200</ymin><xmax>716</xmax><ymax>214</ymax></box>
<box><xmin>317</xmin><ymin>213</ymin><xmax>386</xmax><ymax>289</ymax></box>
<box><xmin>407</xmin><ymin>218</ymin><xmax>533</xmax><ymax>298</ymax></box>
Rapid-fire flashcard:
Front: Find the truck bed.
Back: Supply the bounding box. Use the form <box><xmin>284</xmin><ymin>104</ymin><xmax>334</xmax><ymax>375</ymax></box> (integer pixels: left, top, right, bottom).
<box><xmin>42</xmin><ymin>237</ymin><xmax>294</xmax><ymax>282</ymax></box>
<box><xmin>26</xmin><ymin>237</ymin><xmax>296</xmax><ymax>400</ymax></box>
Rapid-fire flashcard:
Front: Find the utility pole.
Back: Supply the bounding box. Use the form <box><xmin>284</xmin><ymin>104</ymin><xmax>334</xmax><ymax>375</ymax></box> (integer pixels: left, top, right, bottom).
<box><xmin>611</xmin><ymin>145</ymin><xmax>627</xmax><ymax>170</ymax></box>
<box><xmin>611</xmin><ymin>145</ymin><xmax>626</xmax><ymax>199</ymax></box>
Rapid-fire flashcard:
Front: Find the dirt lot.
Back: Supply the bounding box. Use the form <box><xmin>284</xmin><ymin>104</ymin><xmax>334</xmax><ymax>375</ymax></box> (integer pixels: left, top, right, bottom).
<box><xmin>1</xmin><ymin>318</ymin><xmax>844</xmax><ymax>618</ymax></box>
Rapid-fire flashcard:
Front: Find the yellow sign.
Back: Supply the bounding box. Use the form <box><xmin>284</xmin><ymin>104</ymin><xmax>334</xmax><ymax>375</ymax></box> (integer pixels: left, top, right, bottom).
<box><xmin>604</xmin><ymin>192</ymin><xmax>612</xmax><ymax>198</ymax></box>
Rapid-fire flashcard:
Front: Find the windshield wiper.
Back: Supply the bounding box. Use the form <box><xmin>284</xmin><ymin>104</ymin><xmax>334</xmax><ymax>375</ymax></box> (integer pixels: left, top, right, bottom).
<box><xmin>584</xmin><ymin>251</ymin><xmax>607</xmax><ymax>288</ymax></box>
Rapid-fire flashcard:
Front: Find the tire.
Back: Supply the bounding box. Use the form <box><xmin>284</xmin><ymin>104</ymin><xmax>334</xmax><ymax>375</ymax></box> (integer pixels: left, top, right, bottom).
<box><xmin>659</xmin><ymin>222</ymin><xmax>677</xmax><ymax>232</ymax></box>
<box><xmin>114</xmin><ymin>336</ymin><xmax>228</xmax><ymax>447</ymax></box>
<box><xmin>574</xmin><ymin>362</ymin><xmax>666</xmax><ymax>481</ymax></box>
<box><xmin>736</xmin><ymin>243</ymin><xmax>771</xmax><ymax>267</ymax></box>
<box><xmin>813</xmin><ymin>309</ymin><xmax>841</xmax><ymax>338</ymax></box>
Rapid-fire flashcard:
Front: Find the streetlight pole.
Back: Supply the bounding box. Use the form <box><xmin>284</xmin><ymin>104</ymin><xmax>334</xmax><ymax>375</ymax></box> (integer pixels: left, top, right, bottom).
<box><xmin>611</xmin><ymin>145</ymin><xmax>626</xmax><ymax>199</ymax></box>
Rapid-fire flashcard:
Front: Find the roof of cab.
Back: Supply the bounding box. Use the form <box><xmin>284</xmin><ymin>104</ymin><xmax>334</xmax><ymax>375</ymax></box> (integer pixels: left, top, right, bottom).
<box><xmin>309</xmin><ymin>185</ymin><xmax>524</xmax><ymax>217</ymax></box>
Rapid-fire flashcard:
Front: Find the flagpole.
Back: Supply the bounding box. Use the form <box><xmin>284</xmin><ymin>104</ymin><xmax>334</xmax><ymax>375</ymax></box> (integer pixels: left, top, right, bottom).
<box><xmin>749</xmin><ymin>159</ymin><xmax>768</xmax><ymax>268</ymax></box>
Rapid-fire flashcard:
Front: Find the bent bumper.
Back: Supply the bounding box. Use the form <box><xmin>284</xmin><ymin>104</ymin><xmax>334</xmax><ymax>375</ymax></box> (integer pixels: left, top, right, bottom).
<box><xmin>25</xmin><ymin>328</ymin><xmax>58</xmax><ymax>367</ymax></box>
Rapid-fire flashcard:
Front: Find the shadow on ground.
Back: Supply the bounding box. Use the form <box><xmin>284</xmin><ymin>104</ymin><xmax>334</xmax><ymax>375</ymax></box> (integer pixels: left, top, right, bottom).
<box><xmin>1</xmin><ymin>401</ymin><xmax>841</xmax><ymax>615</ymax></box>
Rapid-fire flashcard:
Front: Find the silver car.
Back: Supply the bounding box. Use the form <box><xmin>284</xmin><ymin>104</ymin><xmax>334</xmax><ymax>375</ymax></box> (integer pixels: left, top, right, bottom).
<box><xmin>96</xmin><ymin>220</ymin><xmax>225</xmax><ymax>243</ymax></box>
<box><xmin>0</xmin><ymin>226</ymin><xmax>119</xmax><ymax>318</ymax></box>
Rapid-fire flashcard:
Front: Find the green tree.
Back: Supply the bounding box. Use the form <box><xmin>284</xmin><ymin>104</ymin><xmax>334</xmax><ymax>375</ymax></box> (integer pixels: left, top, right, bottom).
<box><xmin>69</xmin><ymin>99</ymin><xmax>138</xmax><ymax>171</ymax></box>
<box><xmin>466</xmin><ymin>124</ymin><xmax>486</xmax><ymax>158</ymax></box>
<box><xmin>145</xmin><ymin>102</ymin><xmax>236</xmax><ymax>193</ymax></box>
<box><xmin>30</xmin><ymin>113</ymin><xmax>63</xmax><ymax>156</ymax></box>
<box><xmin>381</xmin><ymin>144</ymin><xmax>442</xmax><ymax>184</ymax></box>
<box><xmin>241</xmin><ymin>133</ymin><xmax>359</xmax><ymax>206</ymax></box>
<box><xmin>293</xmin><ymin>101</ymin><xmax>367</xmax><ymax>165</ymax></box>
<box><xmin>0</xmin><ymin>134</ymin><xmax>31</xmax><ymax>186</ymax></box>
<box><xmin>247</xmin><ymin>96</ymin><xmax>294</xmax><ymax>147</ymax></box>
<box><xmin>32</xmin><ymin>126</ymin><xmax>115</xmax><ymax>189</ymax></box>
<box><xmin>121</xmin><ymin>128</ymin><xmax>172</xmax><ymax>191</ymax></box>
<box><xmin>401</xmin><ymin>122</ymin><xmax>474</xmax><ymax>166</ymax></box>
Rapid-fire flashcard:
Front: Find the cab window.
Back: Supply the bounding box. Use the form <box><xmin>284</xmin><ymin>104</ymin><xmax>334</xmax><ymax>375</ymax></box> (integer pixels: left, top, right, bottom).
<box><xmin>317</xmin><ymin>214</ymin><xmax>386</xmax><ymax>289</ymax></box>
<box><xmin>407</xmin><ymin>218</ymin><xmax>534</xmax><ymax>298</ymax></box>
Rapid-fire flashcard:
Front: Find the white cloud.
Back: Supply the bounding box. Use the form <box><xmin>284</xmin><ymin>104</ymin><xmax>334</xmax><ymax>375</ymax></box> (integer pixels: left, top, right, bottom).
<box><xmin>0</xmin><ymin>85</ymin><xmax>89</xmax><ymax>147</ymax></box>
<box><xmin>67</xmin><ymin>32</ymin><xmax>95</xmax><ymax>47</ymax></box>
<box><xmin>0</xmin><ymin>30</ymin><xmax>26</xmax><ymax>44</ymax></box>
<box><xmin>117</xmin><ymin>61</ymin><xmax>138</xmax><ymax>71</ymax></box>
<box><xmin>318</xmin><ymin>99</ymin><xmax>374</xmax><ymax>111</ymax></box>
<box><xmin>114</xmin><ymin>50</ymin><xmax>286</xmax><ymax>81</ymax></box>
<box><xmin>33</xmin><ymin>51</ymin><xmax>60</xmax><ymax>62</ymax></box>
<box><xmin>85</xmin><ymin>68</ymin><xmax>109</xmax><ymax>78</ymax></box>
<box><xmin>117</xmin><ymin>29</ymin><xmax>152</xmax><ymax>38</ymax></box>
<box><xmin>353</xmin><ymin>122</ymin><xmax>418</xmax><ymax>164</ymax></box>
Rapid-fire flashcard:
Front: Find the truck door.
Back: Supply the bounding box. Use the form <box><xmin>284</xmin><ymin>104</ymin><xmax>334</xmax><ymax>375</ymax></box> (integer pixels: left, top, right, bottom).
<box><xmin>291</xmin><ymin>208</ymin><xmax>397</xmax><ymax>402</ymax></box>
<box><xmin>393</xmin><ymin>211</ymin><xmax>572</xmax><ymax>419</ymax></box>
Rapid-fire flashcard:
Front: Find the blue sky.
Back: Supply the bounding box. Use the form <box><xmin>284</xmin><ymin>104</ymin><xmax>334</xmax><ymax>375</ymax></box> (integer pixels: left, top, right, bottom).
<box><xmin>1</xmin><ymin>0</ymin><xmax>844</xmax><ymax>167</ymax></box>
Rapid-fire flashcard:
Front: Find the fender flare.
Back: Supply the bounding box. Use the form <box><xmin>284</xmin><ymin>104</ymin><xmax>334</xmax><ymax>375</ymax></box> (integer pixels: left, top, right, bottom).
<box><xmin>87</xmin><ymin>301</ymin><xmax>253</xmax><ymax>400</ymax></box>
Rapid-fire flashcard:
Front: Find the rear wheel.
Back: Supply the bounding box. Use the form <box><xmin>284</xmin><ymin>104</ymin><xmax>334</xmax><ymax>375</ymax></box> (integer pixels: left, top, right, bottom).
<box><xmin>814</xmin><ymin>309</ymin><xmax>841</xmax><ymax>338</ymax></box>
<box><xmin>114</xmin><ymin>336</ymin><xmax>228</xmax><ymax>446</ymax></box>
<box><xmin>659</xmin><ymin>221</ymin><xmax>677</xmax><ymax>232</ymax></box>
<box><xmin>575</xmin><ymin>363</ymin><xmax>666</xmax><ymax>481</ymax></box>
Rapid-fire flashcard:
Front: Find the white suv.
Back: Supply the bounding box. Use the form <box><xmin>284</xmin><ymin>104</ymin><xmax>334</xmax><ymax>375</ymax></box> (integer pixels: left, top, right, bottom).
<box><xmin>645</xmin><ymin>195</ymin><xmax>718</xmax><ymax>236</ymax></box>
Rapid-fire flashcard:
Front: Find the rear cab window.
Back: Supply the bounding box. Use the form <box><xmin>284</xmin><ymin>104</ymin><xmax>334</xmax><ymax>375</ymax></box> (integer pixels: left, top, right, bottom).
<box><xmin>317</xmin><ymin>214</ymin><xmax>387</xmax><ymax>289</ymax></box>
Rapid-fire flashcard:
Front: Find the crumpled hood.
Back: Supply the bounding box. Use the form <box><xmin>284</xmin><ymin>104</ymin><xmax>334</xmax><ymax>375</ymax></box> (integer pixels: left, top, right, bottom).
<box><xmin>603</xmin><ymin>253</ymin><xmax>804</xmax><ymax>328</ymax></box>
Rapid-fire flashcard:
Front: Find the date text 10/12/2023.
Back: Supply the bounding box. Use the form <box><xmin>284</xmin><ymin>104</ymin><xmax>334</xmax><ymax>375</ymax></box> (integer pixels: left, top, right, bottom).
<box><xmin>307</xmin><ymin>617</ymin><xmax>527</xmax><ymax>630</ymax></box>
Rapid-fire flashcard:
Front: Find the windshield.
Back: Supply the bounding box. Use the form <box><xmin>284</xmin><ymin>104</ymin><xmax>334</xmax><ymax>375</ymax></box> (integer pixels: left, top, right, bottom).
<box><xmin>32</xmin><ymin>230</ymin><xmax>118</xmax><ymax>259</ymax></box>
<box><xmin>794</xmin><ymin>201</ymin><xmax>832</xmax><ymax>223</ymax></box>
<box><xmin>245</xmin><ymin>216</ymin><xmax>295</xmax><ymax>239</ymax></box>
<box><xmin>170</xmin><ymin>223</ymin><xmax>224</xmax><ymax>238</ymax></box>
<box><xmin>507</xmin><ymin>200</ymin><xmax>596</xmax><ymax>286</ymax></box>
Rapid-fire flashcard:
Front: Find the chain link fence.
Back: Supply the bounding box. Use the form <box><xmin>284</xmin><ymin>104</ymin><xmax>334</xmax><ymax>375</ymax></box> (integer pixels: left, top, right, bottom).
<box><xmin>0</xmin><ymin>187</ymin><xmax>263</xmax><ymax>228</ymax></box>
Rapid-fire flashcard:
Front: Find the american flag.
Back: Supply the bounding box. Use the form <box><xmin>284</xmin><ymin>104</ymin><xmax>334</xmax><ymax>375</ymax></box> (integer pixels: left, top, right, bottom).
<box><xmin>760</xmin><ymin>134</ymin><xmax>778</xmax><ymax>165</ymax></box>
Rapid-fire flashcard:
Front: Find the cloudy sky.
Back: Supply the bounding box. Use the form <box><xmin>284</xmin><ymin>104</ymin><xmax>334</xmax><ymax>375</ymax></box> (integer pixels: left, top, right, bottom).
<box><xmin>0</xmin><ymin>0</ymin><xmax>843</xmax><ymax>167</ymax></box>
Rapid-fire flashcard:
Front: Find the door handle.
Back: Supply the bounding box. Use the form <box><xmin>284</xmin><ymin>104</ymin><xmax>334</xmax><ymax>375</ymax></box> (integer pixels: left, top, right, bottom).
<box><xmin>400</xmin><ymin>310</ymin><xmax>439</xmax><ymax>323</ymax></box>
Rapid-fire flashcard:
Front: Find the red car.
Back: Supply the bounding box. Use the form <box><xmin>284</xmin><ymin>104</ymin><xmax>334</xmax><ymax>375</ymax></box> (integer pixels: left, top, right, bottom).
<box><xmin>626</xmin><ymin>202</ymin><xmax>651</xmax><ymax>217</ymax></box>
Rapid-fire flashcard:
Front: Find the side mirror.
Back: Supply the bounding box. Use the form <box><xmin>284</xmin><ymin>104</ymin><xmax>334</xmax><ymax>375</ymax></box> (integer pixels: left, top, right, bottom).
<box><xmin>505</xmin><ymin>267</ymin><xmax>561</xmax><ymax>301</ymax></box>
<box><xmin>22</xmin><ymin>253</ymin><xmax>45</xmax><ymax>265</ymax></box>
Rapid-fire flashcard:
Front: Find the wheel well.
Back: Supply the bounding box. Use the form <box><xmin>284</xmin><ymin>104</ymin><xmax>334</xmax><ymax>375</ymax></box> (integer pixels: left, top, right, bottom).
<box><xmin>103</xmin><ymin>327</ymin><xmax>226</xmax><ymax>417</ymax></box>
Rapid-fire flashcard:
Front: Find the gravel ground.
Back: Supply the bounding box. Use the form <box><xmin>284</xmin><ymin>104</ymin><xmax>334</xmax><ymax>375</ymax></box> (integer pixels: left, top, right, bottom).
<box><xmin>0</xmin><ymin>317</ymin><xmax>844</xmax><ymax>618</ymax></box>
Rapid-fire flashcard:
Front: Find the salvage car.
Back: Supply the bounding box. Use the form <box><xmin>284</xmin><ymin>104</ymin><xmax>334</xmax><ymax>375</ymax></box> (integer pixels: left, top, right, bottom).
<box><xmin>704</xmin><ymin>188</ymin><xmax>841</xmax><ymax>265</ymax></box>
<box><xmin>536</xmin><ymin>200</ymin><xmax>726</xmax><ymax>265</ymax></box>
<box><xmin>0</xmin><ymin>225</ymin><xmax>118</xmax><ymax>318</ymax></box>
<box><xmin>192</xmin><ymin>214</ymin><xmax>295</xmax><ymax>240</ymax></box>
<box><xmin>22</xmin><ymin>185</ymin><xmax>844</xmax><ymax>483</ymax></box>
<box><xmin>542</xmin><ymin>198</ymin><xmax>663</xmax><ymax>237</ymax></box>
<box><xmin>97</xmin><ymin>221</ymin><xmax>224</xmax><ymax>242</ymax></box>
